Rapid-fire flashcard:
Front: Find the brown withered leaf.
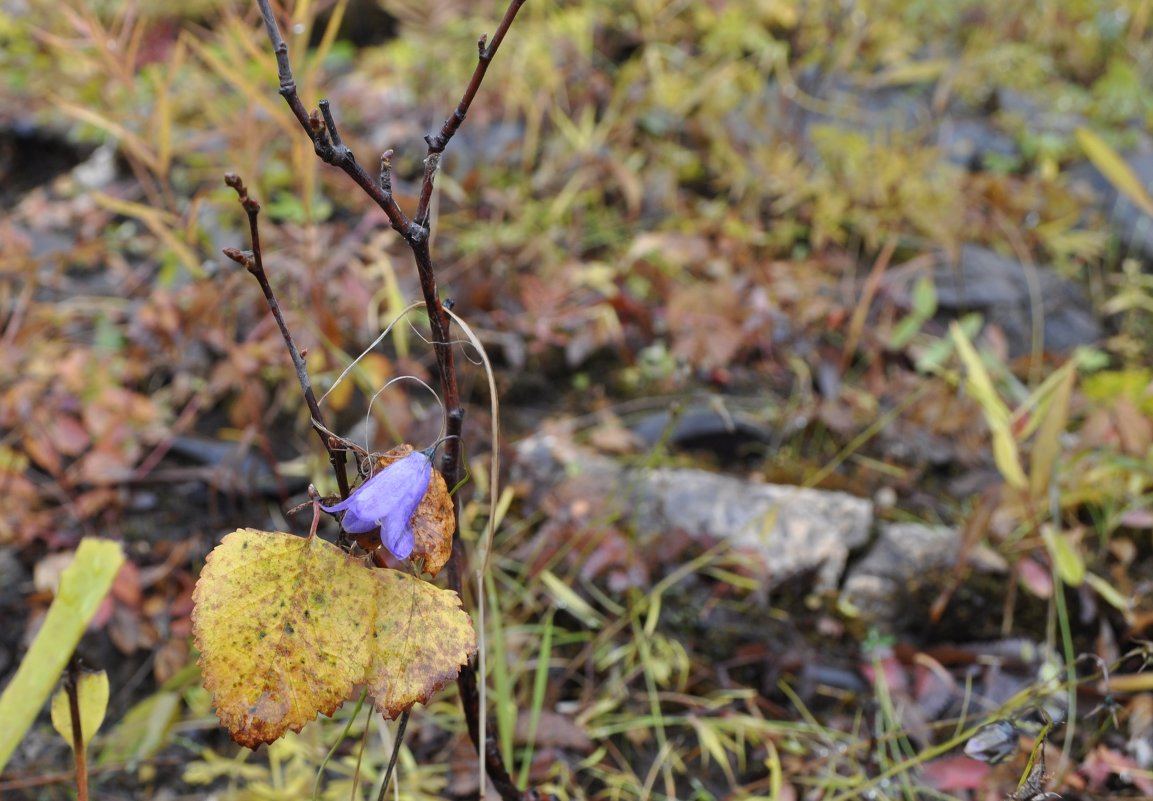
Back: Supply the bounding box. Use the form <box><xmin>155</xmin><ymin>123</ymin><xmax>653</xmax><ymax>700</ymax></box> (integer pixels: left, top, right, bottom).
<box><xmin>365</xmin><ymin>445</ymin><xmax>455</xmax><ymax>577</ymax></box>
<box><xmin>666</xmin><ymin>281</ymin><xmax>748</xmax><ymax>370</ymax></box>
<box><xmin>411</xmin><ymin>467</ymin><xmax>454</xmax><ymax>577</ymax></box>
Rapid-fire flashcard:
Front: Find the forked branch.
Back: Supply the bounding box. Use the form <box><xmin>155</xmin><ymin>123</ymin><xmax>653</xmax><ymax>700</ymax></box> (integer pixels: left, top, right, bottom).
<box><xmin>249</xmin><ymin>3</ymin><xmax>532</xmax><ymax>799</ymax></box>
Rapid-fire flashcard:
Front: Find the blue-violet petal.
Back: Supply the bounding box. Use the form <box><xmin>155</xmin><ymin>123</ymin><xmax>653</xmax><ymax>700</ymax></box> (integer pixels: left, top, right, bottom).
<box><xmin>321</xmin><ymin>451</ymin><xmax>432</xmax><ymax>558</ymax></box>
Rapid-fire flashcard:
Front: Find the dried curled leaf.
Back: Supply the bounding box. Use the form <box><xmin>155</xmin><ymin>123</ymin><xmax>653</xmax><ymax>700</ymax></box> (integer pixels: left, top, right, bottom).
<box><xmin>411</xmin><ymin>467</ymin><xmax>454</xmax><ymax>577</ymax></box>
<box><xmin>342</xmin><ymin>444</ymin><xmax>455</xmax><ymax>576</ymax></box>
<box><xmin>192</xmin><ymin>528</ymin><xmax>475</xmax><ymax>747</ymax></box>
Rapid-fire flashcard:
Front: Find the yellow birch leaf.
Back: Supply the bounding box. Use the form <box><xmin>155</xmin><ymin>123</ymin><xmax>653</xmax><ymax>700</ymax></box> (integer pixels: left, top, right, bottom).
<box><xmin>192</xmin><ymin>530</ymin><xmax>374</xmax><ymax>747</ymax></box>
<box><xmin>51</xmin><ymin>670</ymin><xmax>110</xmax><ymax>751</ymax></box>
<box><xmin>364</xmin><ymin>568</ymin><xmax>477</xmax><ymax>719</ymax></box>
<box><xmin>192</xmin><ymin>529</ymin><xmax>474</xmax><ymax>747</ymax></box>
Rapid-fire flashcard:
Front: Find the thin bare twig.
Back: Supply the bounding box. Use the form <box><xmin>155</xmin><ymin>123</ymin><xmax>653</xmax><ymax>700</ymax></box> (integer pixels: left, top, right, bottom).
<box><xmin>415</xmin><ymin>0</ymin><xmax>527</xmax><ymax>226</ymax></box>
<box><xmin>376</xmin><ymin>711</ymin><xmax>409</xmax><ymax>801</ymax></box>
<box><xmin>255</xmin><ymin>1</ymin><xmax>422</xmax><ymax>242</ymax></box>
<box><xmin>66</xmin><ymin>658</ymin><xmax>88</xmax><ymax>801</ymax></box>
<box><xmin>222</xmin><ymin>173</ymin><xmax>351</xmax><ymax>499</ymax></box>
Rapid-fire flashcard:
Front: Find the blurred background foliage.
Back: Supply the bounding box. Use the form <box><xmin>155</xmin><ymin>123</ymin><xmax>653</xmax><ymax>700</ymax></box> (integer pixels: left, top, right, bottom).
<box><xmin>2</xmin><ymin>0</ymin><xmax>1153</xmax><ymax>798</ymax></box>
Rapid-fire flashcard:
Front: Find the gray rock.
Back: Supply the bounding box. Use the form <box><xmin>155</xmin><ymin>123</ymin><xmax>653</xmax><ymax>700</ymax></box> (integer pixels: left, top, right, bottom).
<box><xmin>627</xmin><ymin>468</ymin><xmax>872</xmax><ymax>590</ymax></box>
<box><xmin>630</xmin><ymin>406</ymin><xmax>773</xmax><ymax>461</ymax></box>
<box><xmin>514</xmin><ymin>433</ymin><xmax>873</xmax><ymax>590</ymax></box>
<box><xmin>777</xmin><ymin>77</ymin><xmax>1019</xmax><ymax>172</ymax></box>
<box><xmin>886</xmin><ymin>245</ymin><xmax>1102</xmax><ymax>357</ymax></box>
<box><xmin>840</xmin><ymin>522</ymin><xmax>960</xmax><ymax>633</ymax></box>
<box><xmin>0</xmin><ymin>549</ymin><xmax>29</xmax><ymax>677</ymax></box>
<box><xmin>995</xmin><ymin>88</ymin><xmax>1088</xmax><ymax>140</ymax></box>
<box><xmin>936</xmin><ymin>116</ymin><xmax>1019</xmax><ymax>170</ymax></box>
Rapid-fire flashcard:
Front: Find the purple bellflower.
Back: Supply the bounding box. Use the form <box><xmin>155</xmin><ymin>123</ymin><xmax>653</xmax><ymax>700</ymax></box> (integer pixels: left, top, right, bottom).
<box><xmin>321</xmin><ymin>451</ymin><xmax>432</xmax><ymax>559</ymax></box>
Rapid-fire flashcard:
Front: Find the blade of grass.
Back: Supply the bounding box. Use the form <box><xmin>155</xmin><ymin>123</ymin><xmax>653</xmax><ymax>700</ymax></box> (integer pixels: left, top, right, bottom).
<box><xmin>1076</xmin><ymin>127</ymin><xmax>1153</xmax><ymax>218</ymax></box>
<box><xmin>90</xmin><ymin>192</ymin><xmax>204</xmax><ymax>277</ymax></box>
<box><xmin>1028</xmin><ymin>361</ymin><xmax>1076</xmax><ymax>500</ymax></box>
<box><xmin>841</xmin><ymin>236</ymin><xmax>897</xmax><ymax>373</ymax></box>
<box><xmin>1052</xmin><ymin>567</ymin><xmax>1078</xmax><ymax>782</ymax></box>
<box><xmin>517</xmin><ymin>609</ymin><xmax>555</xmax><ymax>790</ymax></box>
<box><xmin>0</xmin><ymin>539</ymin><xmax>125</xmax><ymax>771</ymax></box>
<box><xmin>951</xmin><ymin>322</ymin><xmax>1027</xmax><ymax>490</ymax></box>
<box><xmin>311</xmin><ymin>690</ymin><xmax>367</xmax><ymax>801</ymax></box>
<box><xmin>631</xmin><ymin>613</ymin><xmax>675</xmax><ymax>800</ymax></box>
<box><xmin>485</xmin><ymin>571</ymin><xmax>515</xmax><ymax>771</ymax></box>
<box><xmin>51</xmin><ymin>97</ymin><xmax>160</xmax><ymax>174</ymax></box>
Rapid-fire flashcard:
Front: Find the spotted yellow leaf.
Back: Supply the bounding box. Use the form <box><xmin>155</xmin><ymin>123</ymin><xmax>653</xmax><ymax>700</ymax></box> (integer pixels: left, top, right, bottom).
<box><xmin>192</xmin><ymin>529</ymin><xmax>474</xmax><ymax>747</ymax></box>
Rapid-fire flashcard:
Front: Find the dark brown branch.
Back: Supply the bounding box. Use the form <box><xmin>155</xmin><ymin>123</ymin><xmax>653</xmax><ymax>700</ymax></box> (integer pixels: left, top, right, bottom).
<box><xmin>415</xmin><ymin>0</ymin><xmax>527</xmax><ymax>227</ymax></box>
<box><xmin>65</xmin><ymin>659</ymin><xmax>88</xmax><ymax>801</ymax></box>
<box><xmin>413</xmin><ymin>153</ymin><xmax>442</xmax><ymax>231</ymax></box>
<box><xmin>376</xmin><ymin>710</ymin><xmax>410</xmax><ymax>801</ymax></box>
<box><xmin>254</xmin><ymin>0</ymin><xmax>424</xmax><ymax>242</ymax></box>
<box><xmin>424</xmin><ymin>1</ymin><xmax>527</xmax><ymax>154</ymax></box>
<box><xmin>251</xmin><ymin>3</ymin><xmax>533</xmax><ymax>798</ymax></box>
<box><xmin>223</xmin><ymin>173</ymin><xmax>351</xmax><ymax>499</ymax></box>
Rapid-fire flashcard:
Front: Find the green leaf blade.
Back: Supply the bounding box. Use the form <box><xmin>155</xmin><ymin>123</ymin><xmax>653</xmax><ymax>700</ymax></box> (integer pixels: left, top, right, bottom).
<box><xmin>0</xmin><ymin>539</ymin><xmax>125</xmax><ymax>771</ymax></box>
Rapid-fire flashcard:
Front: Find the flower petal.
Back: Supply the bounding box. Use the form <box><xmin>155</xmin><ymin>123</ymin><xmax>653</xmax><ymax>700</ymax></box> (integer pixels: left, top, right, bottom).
<box><xmin>336</xmin><ymin>505</ymin><xmax>377</xmax><ymax>534</ymax></box>
<box><xmin>351</xmin><ymin>454</ymin><xmax>427</xmax><ymax>513</ymax></box>
<box><xmin>321</xmin><ymin>451</ymin><xmax>432</xmax><ymax>558</ymax></box>
<box><xmin>319</xmin><ymin>496</ymin><xmax>353</xmax><ymax>514</ymax></box>
<box><xmin>380</xmin><ymin>511</ymin><xmax>415</xmax><ymax>559</ymax></box>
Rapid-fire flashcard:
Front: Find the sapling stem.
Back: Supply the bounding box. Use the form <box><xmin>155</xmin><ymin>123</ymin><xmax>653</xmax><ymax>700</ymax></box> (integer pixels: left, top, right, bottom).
<box><xmin>65</xmin><ymin>658</ymin><xmax>88</xmax><ymax>801</ymax></box>
<box><xmin>376</xmin><ymin>711</ymin><xmax>409</xmax><ymax>801</ymax></box>
<box><xmin>249</xmin><ymin>2</ymin><xmax>532</xmax><ymax>798</ymax></box>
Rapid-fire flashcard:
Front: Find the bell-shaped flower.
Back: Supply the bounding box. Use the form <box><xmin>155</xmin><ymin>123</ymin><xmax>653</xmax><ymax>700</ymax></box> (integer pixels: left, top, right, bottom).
<box><xmin>321</xmin><ymin>451</ymin><xmax>432</xmax><ymax>559</ymax></box>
